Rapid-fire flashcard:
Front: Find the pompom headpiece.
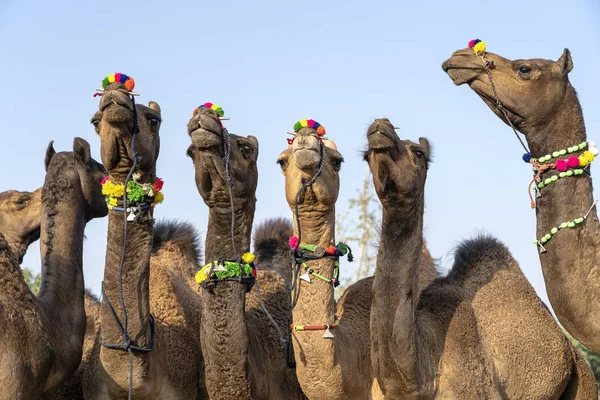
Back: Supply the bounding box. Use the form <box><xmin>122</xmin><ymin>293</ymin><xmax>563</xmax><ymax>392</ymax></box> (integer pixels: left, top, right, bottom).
<box><xmin>195</xmin><ymin>102</ymin><xmax>224</xmax><ymax>117</ymax></box>
<box><xmin>102</xmin><ymin>73</ymin><xmax>135</xmax><ymax>92</ymax></box>
<box><xmin>294</xmin><ymin>119</ymin><xmax>326</xmax><ymax>136</ymax></box>
<box><xmin>468</xmin><ymin>39</ymin><xmax>486</xmax><ymax>55</ymax></box>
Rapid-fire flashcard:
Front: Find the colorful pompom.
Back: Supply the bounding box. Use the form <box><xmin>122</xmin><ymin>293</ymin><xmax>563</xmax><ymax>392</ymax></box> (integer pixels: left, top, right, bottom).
<box><xmin>242</xmin><ymin>252</ymin><xmax>255</xmax><ymax>264</ymax></box>
<box><xmin>522</xmin><ymin>152</ymin><xmax>532</xmax><ymax>163</ymax></box>
<box><xmin>154</xmin><ymin>192</ymin><xmax>165</xmax><ymax>204</ymax></box>
<box><xmin>567</xmin><ymin>156</ymin><xmax>580</xmax><ymax>168</ymax></box>
<box><xmin>153</xmin><ymin>177</ymin><xmax>164</xmax><ymax>192</ymax></box>
<box><xmin>324</xmin><ymin>246</ymin><xmax>338</xmax><ymax>256</ymax></box>
<box><xmin>578</xmin><ymin>155</ymin><xmax>590</xmax><ymax>167</ymax></box>
<box><xmin>102</xmin><ymin>73</ymin><xmax>135</xmax><ymax>91</ymax></box>
<box><xmin>198</xmin><ymin>102</ymin><xmax>225</xmax><ymax>117</ymax></box>
<box><xmin>293</xmin><ymin>119</ymin><xmax>326</xmax><ymax>136</ymax></box>
<box><xmin>555</xmin><ymin>159</ymin><xmax>568</xmax><ymax>172</ymax></box>
<box><xmin>468</xmin><ymin>39</ymin><xmax>486</xmax><ymax>54</ymax></box>
<box><xmin>289</xmin><ymin>236</ymin><xmax>299</xmax><ymax>249</ymax></box>
<box><xmin>583</xmin><ymin>150</ymin><xmax>595</xmax><ymax>163</ymax></box>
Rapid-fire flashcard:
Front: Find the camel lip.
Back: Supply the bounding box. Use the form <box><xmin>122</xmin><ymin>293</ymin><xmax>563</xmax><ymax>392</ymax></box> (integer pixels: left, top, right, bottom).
<box><xmin>367</xmin><ymin>129</ymin><xmax>397</xmax><ymax>150</ymax></box>
<box><xmin>190</xmin><ymin>128</ymin><xmax>223</xmax><ymax>150</ymax></box>
<box><xmin>99</xmin><ymin>100</ymin><xmax>133</xmax><ymax>113</ymax></box>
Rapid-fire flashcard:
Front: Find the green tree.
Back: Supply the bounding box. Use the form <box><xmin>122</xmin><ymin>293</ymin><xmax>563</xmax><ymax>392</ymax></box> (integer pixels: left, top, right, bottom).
<box><xmin>335</xmin><ymin>166</ymin><xmax>381</xmax><ymax>298</ymax></box>
<box><xmin>22</xmin><ymin>267</ymin><xmax>41</xmax><ymax>295</ymax></box>
<box><xmin>563</xmin><ymin>329</ymin><xmax>600</xmax><ymax>393</ymax></box>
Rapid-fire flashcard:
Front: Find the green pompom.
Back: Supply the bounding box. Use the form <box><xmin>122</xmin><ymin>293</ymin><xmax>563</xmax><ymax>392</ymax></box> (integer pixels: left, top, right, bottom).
<box><xmin>568</xmin><ymin>147</ymin><xmax>575</xmax><ymax>153</ymax></box>
<box><xmin>127</xmin><ymin>181</ymin><xmax>146</xmax><ymax>203</ymax></box>
<box><xmin>541</xmin><ymin>237</ymin><xmax>548</xmax><ymax>243</ymax></box>
<box><xmin>533</xmin><ymin>239</ymin><xmax>539</xmax><ymax>245</ymax></box>
<box><xmin>574</xmin><ymin>217</ymin><xmax>584</xmax><ymax>224</ymax></box>
<box><xmin>544</xmin><ymin>178</ymin><xmax>552</xmax><ymax>185</ymax></box>
<box><xmin>544</xmin><ymin>234</ymin><xmax>552</xmax><ymax>241</ymax></box>
<box><xmin>579</xmin><ymin>143</ymin><xmax>587</xmax><ymax>150</ymax></box>
<box><xmin>544</xmin><ymin>154</ymin><xmax>552</xmax><ymax>160</ymax></box>
<box><xmin>538</xmin><ymin>182</ymin><xmax>545</xmax><ymax>189</ymax></box>
<box><xmin>568</xmin><ymin>222</ymin><xmax>576</xmax><ymax>228</ymax></box>
<box><xmin>293</xmin><ymin>121</ymin><xmax>303</xmax><ymax>132</ymax></box>
<box><xmin>560</xmin><ymin>222</ymin><xmax>568</xmax><ymax>229</ymax></box>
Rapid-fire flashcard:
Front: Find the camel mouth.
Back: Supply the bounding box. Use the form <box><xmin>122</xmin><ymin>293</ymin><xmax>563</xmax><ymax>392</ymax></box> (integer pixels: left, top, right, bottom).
<box><xmin>190</xmin><ymin>128</ymin><xmax>223</xmax><ymax>150</ymax></box>
<box><xmin>293</xmin><ymin>148</ymin><xmax>321</xmax><ymax>170</ymax></box>
<box><xmin>367</xmin><ymin>128</ymin><xmax>397</xmax><ymax>150</ymax></box>
<box><xmin>442</xmin><ymin>50</ymin><xmax>485</xmax><ymax>86</ymax></box>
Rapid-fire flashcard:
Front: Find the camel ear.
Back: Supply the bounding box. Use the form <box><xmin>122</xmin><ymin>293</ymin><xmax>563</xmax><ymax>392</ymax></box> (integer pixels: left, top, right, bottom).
<box><xmin>419</xmin><ymin>137</ymin><xmax>431</xmax><ymax>158</ymax></box>
<box><xmin>148</xmin><ymin>101</ymin><xmax>161</xmax><ymax>115</ymax></box>
<box><xmin>323</xmin><ymin>139</ymin><xmax>337</xmax><ymax>151</ymax></box>
<box><xmin>558</xmin><ymin>49</ymin><xmax>573</xmax><ymax>76</ymax></box>
<box><xmin>45</xmin><ymin>141</ymin><xmax>56</xmax><ymax>171</ymax></box>
<box><xmin>247</xmin><ymin>135</ymin><xmax>259</xmax><ymax>159</ymax></box>
<box><xmin>73</xmin><ymin>137</ymin><xmax>92</xmax><ymax>168</ymax></box>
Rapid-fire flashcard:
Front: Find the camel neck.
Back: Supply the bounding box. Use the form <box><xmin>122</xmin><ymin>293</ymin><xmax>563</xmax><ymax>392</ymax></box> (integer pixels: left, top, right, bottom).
<box><xmin>371</xmin><ymin>203</ymin><xmax>423</xmax><ymax>396</ymax></box>
<box><xmin>5</xmin><ymin>232</ymin><xmax>39</xmax><ymax>265</ymax></box>
<box><xmin>525</xmin><ymin>86</ymin><xmax>600</xmax><ymax>348</ymax></box>
<box><xmin>290</xmin><ymin>207</ymin><xmax>343</xmax><ymax>397</ymax></box>
<box><xmin>36</xmin><ymin>189</ymin><xmax>88</xmax><ymax>388</ymax></box>
<box><xmin>99</xmin><ymin>203</ymin><xmax>154</xmax><ymax>385</ymax></box>
<box><xmin>200</xmin><ymin>200</ymin><xmax>255</xmax><ymax>399</ymax></box>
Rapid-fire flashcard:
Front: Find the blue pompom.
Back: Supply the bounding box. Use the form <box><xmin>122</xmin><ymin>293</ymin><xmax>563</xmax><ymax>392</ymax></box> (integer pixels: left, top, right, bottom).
<box><xmin>522</xmin><ymin>152</ymin><xmax>532</xmax><ymax>163</ymax></box>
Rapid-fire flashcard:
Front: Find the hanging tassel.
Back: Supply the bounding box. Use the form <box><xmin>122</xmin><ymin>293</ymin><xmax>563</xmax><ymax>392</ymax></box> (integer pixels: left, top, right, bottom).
<box><xmin>535</xmin><ymin>186</ymin><xmax>542</xmax><ymax>199</ymax></box>
<box><xmin>127</xmin><ymin>207</ymin><xmax>136</xmax><ymax>222</ymax></box>
<box><xmin>322</xmin><ymin>325</ymin><xmax>334</xmax><ymax>339</ymax></box>
<box><xmin>538</xmin><ymin>243</ymin><xmax>547</xmax><ymax>254</ymax></box>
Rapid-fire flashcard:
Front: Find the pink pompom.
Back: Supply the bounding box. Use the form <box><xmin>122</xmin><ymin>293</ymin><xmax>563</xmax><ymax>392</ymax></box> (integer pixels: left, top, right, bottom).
<box><xmin>567</xmin><ymin>156</ymin><xmax>580</xmax><ymax>169</ymax></box>
<box><xmin>555</xmin><ymin>159</ymin><xmax>568</xmax><ymax>172</ymax></box>
<box><xmin>289</xmin><ymin>236</ymin><xmax>299</xmax><ymax>249</ymax></box>
<box><xmin>100</xmin><ymin>176</ymin><xmax>109</xmax><ymax>185</ymax></box>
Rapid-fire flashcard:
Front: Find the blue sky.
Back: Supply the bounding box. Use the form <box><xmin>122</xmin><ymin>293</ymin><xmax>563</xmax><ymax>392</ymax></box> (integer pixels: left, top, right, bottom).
<box><xmin>1</xmin><ymin>0</ymin><xmax>599</xmax><ymax>311</ymax></box>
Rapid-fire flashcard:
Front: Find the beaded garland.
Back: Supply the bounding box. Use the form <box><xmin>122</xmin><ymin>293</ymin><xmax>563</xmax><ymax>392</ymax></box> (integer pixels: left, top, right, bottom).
<box><xmin>101</xmin><ymin>175</ymin><xmax>164</xmax><ymax>209</ymax></box>
<box><xmin>533</xmin><ymin>200</ymin><xmax>598</xmax><ymax>251</ymax></box>
<box><xmin>469</xmin><ymin>39</ymin><xmax>486</xmax><ymax>55</ymax></box>
<box><xmin>194</xmin><ymin>102</ymin><xmax>224</xmax><ymax>117</ymax></box>
<box><xmin>102</xmin><ymin>73</ymin><xmax>135</xmax><ymax>92</ymax></box>
<box><xmin>523</xmin><ymin>141</ymin><xmax>598</xmax><ymax>165</ymax></box>
<box><xmin>293</xmin><ymin>119</ymin><xmax>326</xmax><ymax>136</ymax></box>
<box><xmin>194</xmin><ymin>252</ymin><xmax>256</xmax><ymax>284</ymax></box>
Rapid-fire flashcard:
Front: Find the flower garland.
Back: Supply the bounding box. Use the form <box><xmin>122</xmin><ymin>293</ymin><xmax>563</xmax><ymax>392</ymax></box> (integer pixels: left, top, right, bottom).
<box><xmin>101</xmin><ymin>175</ymin><xmax>164</xmax><ymax>209</ymax></box>
<box><xmin>194</xmin><ymin>252</ymin><xmax>256</xmax><ymax>284</ymax></box>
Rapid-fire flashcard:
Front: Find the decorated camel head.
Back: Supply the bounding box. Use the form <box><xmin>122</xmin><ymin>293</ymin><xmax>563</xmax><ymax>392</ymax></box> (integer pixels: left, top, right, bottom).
<box><xmin>92</xmin><ymin>73</ymin><xmax>162</xmax><ymax>181</ymax></box>
<box><xmin>442</xmin><ymin>40</ymin><xmax>578</xmax><ymax>151</ymax></box>
<box><xmin>277</xmin><ymin>119</ymin><xmax>342</xmax><ymax>214</ymax></box>
<box><xmin>0</xmin><ymin>188</ymin><xmax>42</xmax><ymax>263</ymax></box>
<box><xmin>364</xmin><ymin>118</ymin><xmax>430</xmax><ymax>209</ymax></box>
<box><xmin>187</xmin><ymin>103</ymin><xmax>259</xmax><ymax>210</ymax></box>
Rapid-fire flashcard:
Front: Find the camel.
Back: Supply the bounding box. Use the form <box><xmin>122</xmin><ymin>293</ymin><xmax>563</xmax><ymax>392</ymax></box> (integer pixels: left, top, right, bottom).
<box><xmin>364</xmin><ymin>117</ymin><xmax>596</xmax><ymax>399</ymax></box>
<box><xmin>443</xmin><ymin>43</ymin><xmax>600</xmax><ymax>353</ymax></box>
<box><xmin>83</xmin><ymin>75</ymin><xmax>206</xmax><ymax>399</ymax></box>
<box><xmin>0</xmin><ymin>188</ymin><xmax>42</xmax><ymax>263</ymax></box>
<box><xmin>277</xmin><ymin>122</ymin><xmax>376</xmax><ymax>399</ymax></box>
<box><xmin>0</xmin><ymin>138</ymin><xmax>108</xmax><ymax>398</ymax></box>
<box><xmin>187</xmin><ymin>104</ymin><xmax>303</xmax><ymax>399</ymax></box>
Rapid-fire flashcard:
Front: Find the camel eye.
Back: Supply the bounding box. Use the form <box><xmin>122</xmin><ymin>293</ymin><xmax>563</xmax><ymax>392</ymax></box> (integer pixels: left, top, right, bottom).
<box><xmin>414</xmin><ymin>151</ymin><xmax>425</xmax><ymax>159</ymax></box>
<box><xmin>363</xmin><ymin>152</ymin><xmax>370</xmax><ymax>163</ymax></box>
<box><xmin>240</xmin><ymin>145</ymin><xmax>254</xmax><ymax>157</ymax></box>
<box><xmin>91</xmin><ymin>120</ymin><xmax>100</xmax><ymax>129</ymax></box>
<box><xmin>186</xmin><ymin>147</ymin><xmax>194</xmax><ymax>159</ymax></box>
<box><xmin>518</xmin><ymin>66</ymin><xmax>532</xmax><ymax>74</ymax></box>
<box><xmin>149</xmin><ymin>118</ymin><xmax>160</xmax><ymax>127</ymax></box>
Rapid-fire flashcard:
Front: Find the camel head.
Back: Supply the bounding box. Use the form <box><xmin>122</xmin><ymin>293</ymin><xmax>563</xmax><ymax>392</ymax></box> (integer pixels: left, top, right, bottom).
<box><xmin>187</xmin><ymin>103</ymin><xmax>259</xmax><ymax>209</ymax></box>
<box><xmin>277</xmin><ymin>121</ymin><xmax>342</xmax><ymax>212</ymax></box>
<box><xmin>442</xmin><ymin>45</ymin><xmax>574</xmax><ymax>139</ymax></box>
<box><xmin>91</xmin><ymin>74</ymin><xmax>161</xmax><ymax>181</ymax></box>
<box><xmin>364</xmin><ymin>118</ymin><xmax>430</xmax><ymax>209</ymax></box>
<box><xmin>0</xmin><ymin>187</ymin><xmax>42</xmax><ymax>262</ymax></box>
<box><xmin>44</xmin><ymin>138</ymin><xmax>109</xmax><ymax>221</ymax></box>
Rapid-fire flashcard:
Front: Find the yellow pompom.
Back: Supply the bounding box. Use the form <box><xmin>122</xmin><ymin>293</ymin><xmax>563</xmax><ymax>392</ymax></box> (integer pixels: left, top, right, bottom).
<box><xmin>154</xmin><ymin>192</ymin><xmax>165</xmax><ymax>204</ymax></box>
<box><xmin>473</xmin><ymin>41</ymin><xmax>486</xmax><ymax>55</ymax></box>
<box><xmin>241</xmin><ymin>252</ymin><xmax>255</xmax><ymax>264</ymax></box>
<box><xmin>583</xmin><ymin>150</ymin><xmax>595</xmax><ymax>163</ymax></box>
<box><xmin>108</xmin><ymin>197</ymin><xmax>118</xmax><ymax>207</ymax></box>
<box><xmin>578</xmin><ymin>155</ymin><xmax>589</xmax><ymax>167</ymax></box>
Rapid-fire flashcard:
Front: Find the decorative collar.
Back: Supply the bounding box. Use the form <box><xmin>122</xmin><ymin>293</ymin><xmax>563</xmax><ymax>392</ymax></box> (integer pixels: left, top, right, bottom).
<box><xmin>195</xmin><ymin>252</ymin><xmax>256</xmax><ymax>285</ymax></box>
<box><xmin>101</xmin><ymin>175</ymin><xmax>164</xmax><ymax>220</ymax></box>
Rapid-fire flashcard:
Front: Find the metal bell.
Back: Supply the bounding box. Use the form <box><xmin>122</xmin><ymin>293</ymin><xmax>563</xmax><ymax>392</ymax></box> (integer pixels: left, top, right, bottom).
<box><xmin>322</xmin><ymin>325</ymin><xmax>334</xmax><ymax>339</ymax></box>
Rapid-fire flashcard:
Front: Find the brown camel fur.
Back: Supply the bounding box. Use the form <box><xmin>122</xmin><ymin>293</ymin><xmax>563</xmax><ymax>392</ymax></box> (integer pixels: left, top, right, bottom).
<box><xmin>187</xmin><ymin>106</ymin><xmax>303</xmax><ymax>399</ymax></box>
<box><xmin>83</xmin><ymin>80</ymin><xmax>206</xmax><ymax>399</ymax></box>
<box><xmin>0</xmin><ymin>138</ymin><xmax>108</xmax><ymax>398</ymax></box>
<box><xmin>277</xmin><ymin>127</ymin><xmax>375</xmax><ymax>399</ymax></box>
<box><xmin>0</xmin><ymin>188</ymin><xmax>42</xmax><ymax>263</ymax></box>
<box><xmin>365</xmin><ymin>118</ymin><xmax>596</xmax><ymax>399</ymax></box>
<box><xmin>443</xmin><ymin>46</ymin><xmax>600</xmax><ymax>354</ymax></box>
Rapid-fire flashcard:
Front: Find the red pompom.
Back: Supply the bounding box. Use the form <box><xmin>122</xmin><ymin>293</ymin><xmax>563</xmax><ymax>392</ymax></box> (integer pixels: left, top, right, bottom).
<box><xmin>555</xmin><ymin>159</ymin><xmax>568</xmax><ymax>172</ymax></box>
<box><xmin>289</xmin><ymin>236</ymin><xmax>299</xmax><ymax>249</ymax></box>
<box><xmin>567</xmin><ymin>156</ymin><xmax>580</xmax><ymax>168</ymax></box>
<box><xmin>324</xmin><ymin>246</ymin><xmax>338</xmax><ymax>255</ymax></box>
<box><xmin>153</xmin><ymin>177</ymin><xmax>164</xmax><ymax>192</ymax></box>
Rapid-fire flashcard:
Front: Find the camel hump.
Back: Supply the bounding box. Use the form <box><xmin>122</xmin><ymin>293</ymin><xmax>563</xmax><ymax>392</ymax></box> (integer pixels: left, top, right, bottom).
<box><xmin>253</xmin><ymin>218</ymin><xmax>293</xmax><ymax>254</ymax></box>
<box><xmin>448</xmin><ymin>235</ymin><xmax>516</xmax><ymax>283</ymax></box>
<box><xmin>152</xmin><ymin>219</ymin><xmax>203</xmax><ymax>265</ymax></box>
